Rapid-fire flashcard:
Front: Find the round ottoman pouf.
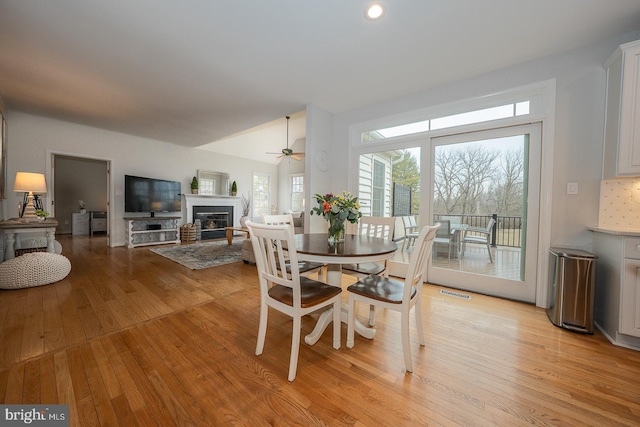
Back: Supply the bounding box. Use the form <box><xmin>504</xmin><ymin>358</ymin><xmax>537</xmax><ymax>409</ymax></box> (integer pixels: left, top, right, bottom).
<box><xmin>0</xmin><ymin>252</ymin><xmax>72</xmax><ymax>290</ymax></box>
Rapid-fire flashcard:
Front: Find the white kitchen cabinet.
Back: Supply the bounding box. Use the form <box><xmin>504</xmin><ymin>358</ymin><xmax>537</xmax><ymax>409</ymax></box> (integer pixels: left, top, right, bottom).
<box><xmin>602</xmin><ymin>39</ymin><xmax>640</xmax><ymax>178</ymax></box>
<box><xmin>591</xmin><ymin>229</ymin><xmax>640</xmax><ymax>350</ymax></box>
<box><xmin>621</xmin><ymin>258</ymin><xmax>640</xmax><ymax>337</ymax></box>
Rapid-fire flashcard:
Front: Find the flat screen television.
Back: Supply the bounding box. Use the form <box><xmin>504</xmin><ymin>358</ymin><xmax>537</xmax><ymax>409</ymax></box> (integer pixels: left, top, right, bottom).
<box><xmin>124</xmin><ymin>175</ymin><xmax>181</xmax><ymax>215</ymax></box>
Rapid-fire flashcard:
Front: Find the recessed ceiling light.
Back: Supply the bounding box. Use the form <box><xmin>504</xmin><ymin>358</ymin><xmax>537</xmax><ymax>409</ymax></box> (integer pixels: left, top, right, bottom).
<box><xmin>365</xmin><ymin>2</ymin><xmax>386</xmax><ymax>21</ymax></box>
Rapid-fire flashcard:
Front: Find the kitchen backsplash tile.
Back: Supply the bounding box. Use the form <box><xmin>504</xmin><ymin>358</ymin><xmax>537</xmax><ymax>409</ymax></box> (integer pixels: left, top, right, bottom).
<box><xmin>599</xmin><ymin>177</ymin><xmax>640</xmax><ymax>230</ymax></box>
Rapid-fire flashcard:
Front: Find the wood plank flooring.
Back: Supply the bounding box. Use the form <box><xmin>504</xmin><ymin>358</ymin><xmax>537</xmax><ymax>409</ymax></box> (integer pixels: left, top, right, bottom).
<box><xmin>1</xmin><ymin>234</ymin><xmax>639</xmax><ymax>426</ymax></box>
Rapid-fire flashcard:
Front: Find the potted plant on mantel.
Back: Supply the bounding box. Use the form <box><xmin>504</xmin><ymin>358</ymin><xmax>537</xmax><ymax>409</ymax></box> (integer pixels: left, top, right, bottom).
<box><xmin>231</xmin><ymin>181</ymin><xmax>237</xmax><ymax>196</ymax></box>
<box><xmin>191</xmin><ymin>176</ymin><xmax>198</xmax><ymax>194</ymax></box>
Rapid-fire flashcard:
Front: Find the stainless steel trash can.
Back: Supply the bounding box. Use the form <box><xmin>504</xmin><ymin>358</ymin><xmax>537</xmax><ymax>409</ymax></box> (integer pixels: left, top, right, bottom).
<box><xmin>547</xmin><ymin>247</ymin><xmax>597</xmax><ymax>334</ymax></box>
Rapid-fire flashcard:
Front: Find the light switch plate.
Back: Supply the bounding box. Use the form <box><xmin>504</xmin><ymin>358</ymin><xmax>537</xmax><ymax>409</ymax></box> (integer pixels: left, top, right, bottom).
<box><xmin>567</xmin><ymin>182</ymin><xmax>578</xmax><ymax>195</ymax></box>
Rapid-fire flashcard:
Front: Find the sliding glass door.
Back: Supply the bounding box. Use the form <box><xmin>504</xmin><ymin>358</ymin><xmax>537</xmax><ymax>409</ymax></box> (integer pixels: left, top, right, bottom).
<box><xmin>355</xmin><ymin>124</ymin><xmax>541</xmax><ymax>302</ymax></box>
<box><xmin>428</xmin><ymin>124</ymin><xmax>541</xmax><ymax>302</ymax></box>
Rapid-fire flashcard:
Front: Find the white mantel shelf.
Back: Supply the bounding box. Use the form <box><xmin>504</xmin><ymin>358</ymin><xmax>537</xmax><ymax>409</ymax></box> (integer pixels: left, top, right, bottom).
<box><xmin>183</xmin><ymin>194</ymin><xmax>242</xmax><ymax>227</ymax></box>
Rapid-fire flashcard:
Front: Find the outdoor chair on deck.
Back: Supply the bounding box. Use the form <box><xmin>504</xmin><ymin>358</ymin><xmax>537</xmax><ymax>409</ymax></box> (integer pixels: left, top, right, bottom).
<box><xmin>461</xmin><ymin>218</ymin><xmax>496</xmax><ymax>263</ymax></box>
<box><xmin>346</xmin><ymin>224</ymin><xmax>439</xmax><ymax>372</ymax></box>
<box><xmin>246</xmin><ymin>221</ymin><xmax>342</xmax><ymax>382</ymax></box>
<box><xmin>401</xmin><ymin>215</ymin><xmax>420</xmax><ymax>250</ymax></box>
<box><xmin>433</xmin><ymin>219</ymin><xmax>453</xmax><ymax>263</ymax></box>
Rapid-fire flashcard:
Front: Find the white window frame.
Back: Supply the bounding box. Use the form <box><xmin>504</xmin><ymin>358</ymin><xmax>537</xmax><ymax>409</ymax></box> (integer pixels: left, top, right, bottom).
<box><xmin>290</xmin><ymin>173</ymin><xmax>305</xmax><ymax>212</ymax></box>
<box><xmin>347</xmin><ymin>79</ymin><xmax>556</xmax><ymax>308</ymax></box>
<box><xmin>252</xmin><ymin>171</ymin><xmax>273</xmax><ymax>218</ymax></box>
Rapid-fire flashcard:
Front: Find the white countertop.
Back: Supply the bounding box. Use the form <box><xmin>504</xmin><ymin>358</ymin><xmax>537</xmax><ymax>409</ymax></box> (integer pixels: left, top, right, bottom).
<box><xmin>588</xmin><ymin>226</ymin><xmax>640</xmax><ymax>236</ymax></box>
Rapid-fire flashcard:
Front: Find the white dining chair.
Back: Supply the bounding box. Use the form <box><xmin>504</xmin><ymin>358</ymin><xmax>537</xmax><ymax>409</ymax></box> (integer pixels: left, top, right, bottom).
<box><xmin>342</xmin><ymin>215</ymin><xmax>396</xmax><ymax>325</ymax></box>
<box><xmin>346</xmin><ymin>223</ymin><xmax>440</xmax><ymax>373</ymax></box>
<box><xmin>262</xmin><ymin>214</ymin><xmax>324</xmax><ymax>280</ymax></box>
<box><xmin>246</xmin><ymin>220</ymin><xmax>342</xmax><ymax>382</ymax></box>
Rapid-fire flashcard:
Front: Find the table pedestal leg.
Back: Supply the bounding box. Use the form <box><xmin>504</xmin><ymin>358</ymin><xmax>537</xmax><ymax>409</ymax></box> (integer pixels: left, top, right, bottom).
<box><xmin>304</xmin><ymin>263</ymin><xmax>376</xmax><ymax>345</ymax></box>
<box><xmin>4</xmin><ymin>231</ymin><xmax>15</xmax><ymax>261</ymax></box>
<box><xmin>46</xmin><ymin>229</ymin><xmax>56</xmax><ymax>253</ymax></box>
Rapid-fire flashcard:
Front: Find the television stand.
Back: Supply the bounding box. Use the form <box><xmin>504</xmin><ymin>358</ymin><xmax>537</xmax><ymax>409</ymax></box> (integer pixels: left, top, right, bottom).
<box><xmin>124</xmin><ymin>216</ymin><xmax>180</xmax><ymax>248</ymax></box>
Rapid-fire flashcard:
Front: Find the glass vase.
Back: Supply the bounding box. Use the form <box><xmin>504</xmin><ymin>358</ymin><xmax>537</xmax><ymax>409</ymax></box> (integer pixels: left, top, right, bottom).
<box><xmin>328</xmin><ymin>217</ymin><xmax>346</xmax><ymax>243</ymax></box>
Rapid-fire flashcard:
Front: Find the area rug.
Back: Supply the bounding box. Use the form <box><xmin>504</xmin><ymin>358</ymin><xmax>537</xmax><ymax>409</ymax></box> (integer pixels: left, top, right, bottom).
<box><xmin>150</xmin><ymin>240</ymin><xmax>244</xmax><ymax>269</ymax></box>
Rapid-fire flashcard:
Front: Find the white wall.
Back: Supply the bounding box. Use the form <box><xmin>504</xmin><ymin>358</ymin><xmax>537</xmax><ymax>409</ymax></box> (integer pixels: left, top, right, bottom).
<box><xmin>308</xmin><ymin>31</ymin><xmax>640</xmax><ymax>252</ymax></box>
<box><xmin>3</xmin><ymin>112</ymin><xmax>278</xmax><ymax>246</ymax></box>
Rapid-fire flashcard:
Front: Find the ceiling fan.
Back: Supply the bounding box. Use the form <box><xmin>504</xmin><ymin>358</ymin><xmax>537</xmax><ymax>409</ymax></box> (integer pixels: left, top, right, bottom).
<box><xmin>266</xmin><ymin>116</ymin><xmax>305</xmax><ymax>160</ymax></box>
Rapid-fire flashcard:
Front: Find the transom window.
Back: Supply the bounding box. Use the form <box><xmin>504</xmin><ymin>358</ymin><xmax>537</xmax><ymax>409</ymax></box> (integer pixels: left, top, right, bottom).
<box><xmin>361</xmin><ymin>101</ymin><xmax>530</xmax><ymax>141</ymax></box>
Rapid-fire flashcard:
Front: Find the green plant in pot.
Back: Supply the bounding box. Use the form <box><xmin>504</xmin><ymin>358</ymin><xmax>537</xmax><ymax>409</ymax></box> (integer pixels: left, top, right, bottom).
<box><xmin>191</xmin><ymin>176</ymin><xmax>198</xmax><ymax>194</ymax></box>
<box><xmin>35</xmin><ymin>209</ymin><xmax>49</xmax><ymax>219</ymax></box>
<box><xmin>231</xmin><ymin>181</ymin><xmax>237</xmax><ymax>196</ymax></box>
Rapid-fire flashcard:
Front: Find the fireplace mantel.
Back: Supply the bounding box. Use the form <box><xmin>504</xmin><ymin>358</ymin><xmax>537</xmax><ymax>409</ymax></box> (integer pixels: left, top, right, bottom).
<box><xmin>183</xmin><ymin>194</ymin><xmax>242</xmax><ymax>227</ymax></box>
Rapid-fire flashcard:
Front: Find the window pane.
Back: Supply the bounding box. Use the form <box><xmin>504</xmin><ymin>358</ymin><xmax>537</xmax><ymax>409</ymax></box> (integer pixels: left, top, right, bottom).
<box><xmin>291</xmin><ymin>175</ymin><xmax>304</xmax><ymax>211</ymax></box>
<box><xmin>253</xmin><ymin>173</ymin><xmax>270</xmax><ymax>217</ymax></box>
<box><xmin>361</xmin><ymin>100</ymin><xmax>533</xmax><ymax>141</ymax></box>
<box><xmin>431</xmin><ymin>105</ymin><xmax>514</xmax><ymax>130</ymax></box>
<box><xmin>515</xmin><ymin>101</ymin><xmax>530</xmax><ymax>116</ymax></box>
<box><xmin>372</xmin><ymin>160</ymin><xmax>385</xmax><ymax>216</ymax></box>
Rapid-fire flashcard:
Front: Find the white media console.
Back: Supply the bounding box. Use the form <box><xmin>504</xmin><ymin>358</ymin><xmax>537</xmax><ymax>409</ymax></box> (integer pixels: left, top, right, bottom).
<box><xmin>124</xmin><ymin>217</ymin><xmax>180</xmax><ymax>248</ymax></box>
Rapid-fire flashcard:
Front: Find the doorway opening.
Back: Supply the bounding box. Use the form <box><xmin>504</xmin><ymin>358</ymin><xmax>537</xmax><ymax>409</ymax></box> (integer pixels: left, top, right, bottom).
<box><xmin>51</xmin><ymin>154</ymin><xmax>110</xmax><ymax>245</ymax></box>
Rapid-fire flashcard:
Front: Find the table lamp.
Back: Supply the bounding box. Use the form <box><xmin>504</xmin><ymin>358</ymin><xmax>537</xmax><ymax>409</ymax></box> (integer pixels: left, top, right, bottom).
<box><xmin>14</xmin><ymin>172</ymin><xmax>47</xmax><ymax>222</ymax></box>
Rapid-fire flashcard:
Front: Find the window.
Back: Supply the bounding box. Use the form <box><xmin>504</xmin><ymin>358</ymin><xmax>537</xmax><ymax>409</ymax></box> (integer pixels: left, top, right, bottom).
<box><xmin>361</xmin><ymin>101</ymin><xmax>531</xmax><ymax>141</ymax></box>
<box><xmin>290</xmin><ymin>174</ymin><xmax>304</xmax><ymax>212</ymax></box>
<box><xmin>252</xmin><ymin>172</ymin><xmax>271</xmax><ymax>217</ymax></box>
<box><xmin>372</xmin><ymin>160</ymin><xmax>385</xmax><ymax>217</ymax></box>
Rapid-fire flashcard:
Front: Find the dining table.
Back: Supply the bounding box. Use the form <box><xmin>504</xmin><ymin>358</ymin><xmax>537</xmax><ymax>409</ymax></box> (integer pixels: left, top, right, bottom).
<box><xmin>292</xmin><ymin>233</ymin><xmax>398</xmax><ymax>345</ymax></box>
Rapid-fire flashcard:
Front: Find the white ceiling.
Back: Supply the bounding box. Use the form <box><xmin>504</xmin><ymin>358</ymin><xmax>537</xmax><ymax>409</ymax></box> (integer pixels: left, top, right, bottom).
<box><xmin>1</xmin><ymin>1</ymin><xmax>640</xmax><ymax>164</ymax></box>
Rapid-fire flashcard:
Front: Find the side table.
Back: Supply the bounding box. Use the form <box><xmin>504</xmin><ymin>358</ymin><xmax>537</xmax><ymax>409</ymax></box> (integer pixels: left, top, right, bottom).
<box><xmin>0</xmin><ymin>218</ymin><xmax>59</xmax><ymax>262</ymax></box>
<box><xmin>225</xmin><ymin>227</ymin><xmax>250</xmax><ymax>245</ymax></box>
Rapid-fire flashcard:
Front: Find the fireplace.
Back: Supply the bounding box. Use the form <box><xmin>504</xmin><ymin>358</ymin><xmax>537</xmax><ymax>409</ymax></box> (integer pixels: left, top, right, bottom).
<box><xmin>193</xmin><ymin>205</ymin><xmax>233</xmax><ymax>240</ymax></box>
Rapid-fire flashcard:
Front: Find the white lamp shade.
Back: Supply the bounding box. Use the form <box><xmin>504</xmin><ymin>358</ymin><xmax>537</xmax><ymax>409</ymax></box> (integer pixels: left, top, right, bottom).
<box><xmin>14</xmin><ymin>172</ymin><xmax>47</xmax><ymax>194</ymax></box>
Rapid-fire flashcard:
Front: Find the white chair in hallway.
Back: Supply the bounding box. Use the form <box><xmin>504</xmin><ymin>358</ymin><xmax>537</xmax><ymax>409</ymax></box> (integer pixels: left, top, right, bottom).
<box><xmin>346</xmin><ymin>224</ymin><xmax>439</xmax><ymax>373</ymax></box>
<box><xmin>246</xmin><ymin>221</ymin><xmax>342</xmax><ymax>382</ymax></box>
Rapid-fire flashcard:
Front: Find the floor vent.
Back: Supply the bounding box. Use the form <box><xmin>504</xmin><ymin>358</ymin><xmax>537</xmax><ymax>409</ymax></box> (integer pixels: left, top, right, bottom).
<box><xmin>439</xmin><ymin>289</ymin><xmax>471</xmax><ymax>300</ymax></box>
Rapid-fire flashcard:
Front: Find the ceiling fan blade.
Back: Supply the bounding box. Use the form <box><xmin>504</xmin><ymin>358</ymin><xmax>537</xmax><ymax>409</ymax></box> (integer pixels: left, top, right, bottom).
<box><xmin>291</xmin><ymin>154</ymin><xmax>303</xmax><ymax>161</ymax></box>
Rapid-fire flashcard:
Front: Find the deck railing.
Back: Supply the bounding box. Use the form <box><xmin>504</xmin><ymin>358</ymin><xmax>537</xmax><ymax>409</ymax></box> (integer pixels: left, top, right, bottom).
<box><xmin>433</xmin><ymin>213</ymin><xmax>522</xmax><ymax>248</ymax></box>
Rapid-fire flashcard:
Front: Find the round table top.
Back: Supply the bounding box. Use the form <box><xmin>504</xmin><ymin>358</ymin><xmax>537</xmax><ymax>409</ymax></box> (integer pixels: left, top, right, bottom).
<box><xmin>293</xmin><ymin>233</ymin><xmax>397</xmax><ymax>258</ymax></box>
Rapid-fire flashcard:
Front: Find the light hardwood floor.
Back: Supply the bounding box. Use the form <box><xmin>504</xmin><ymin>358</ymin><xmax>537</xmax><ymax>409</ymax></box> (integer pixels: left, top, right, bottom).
<box><xmin>1</xmin><ymin>234</ymin><xmax>639</xmax><ymax>426</ymax></box>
